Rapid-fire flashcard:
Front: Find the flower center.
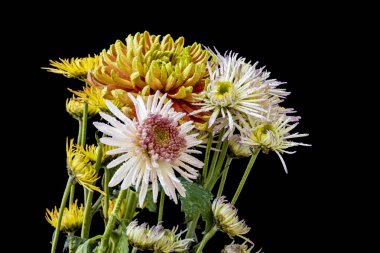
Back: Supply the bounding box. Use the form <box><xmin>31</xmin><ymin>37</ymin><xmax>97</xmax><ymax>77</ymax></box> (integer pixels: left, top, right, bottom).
<box><xmin>216</xmin><ymin>81</ymin><xmax>232</xmax><ymax>95</ymax></box>
<box><xmin>210</xmin><ymin>81</ymin><xmax>235</xmax><ymax>107</ymax></box>
<box><xmin>138</xmin><ymin>114</ymin><xmax>186</xmax><ymax>160</ymax></box>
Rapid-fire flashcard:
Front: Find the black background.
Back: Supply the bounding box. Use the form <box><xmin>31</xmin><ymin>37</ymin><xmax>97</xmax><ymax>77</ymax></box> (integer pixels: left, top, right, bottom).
<box><xmin>8</xmin><ymin>3</ymin><xmax>354</xmax><ymax>253</ymax></box>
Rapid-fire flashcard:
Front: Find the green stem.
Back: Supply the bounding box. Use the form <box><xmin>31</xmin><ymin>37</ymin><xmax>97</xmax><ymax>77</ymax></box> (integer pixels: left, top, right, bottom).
<box><xmin>81</xmin><ymin>190</ymin><xmax>94</xmax><ymax>238</ymax></box>
<box><xmin>157</xmin><ymin>191</ymin><xmax>165</xmax><ymax>224</ymax></box>
<box><xmin>204</xmin><ymin>131</ymin><xmax>224</xmax><ymax>187</ymax></box>
<box><xmin>231</xmin><ymin>149</ymin><xmax>261</xmax><ymax>205</ymax></box>
<box><xmin>80</xmin><ymin>102</ymin><xmax>88</xmax><ymax>146</ymax></box>
<box><xmin>195</xmin><ymin>225</ymin><xmax>218</xmax><ymax>253</ymax></box>
<box><xmin>77</xmin><ymin>120</ymin><xmax>82</xmax><ymax>145</ymax></box>
<box><xmin>68</xmin><ymin>233</ymin><xmax>75</xmax><ymax>253</ymax></box>
<box><xmin>81</xmin><ymin>143</ymin><xmax>103</xmax><ymax>238</ymax></box>
<box><xmin>206</xmin><ymin>139</ymin><xmax>229</xmax><ymax>191</ymax></box>
<box><xmin>185</xmin><ymin>213</ymin><xmax>200</xmax><ymax>239</ymax></box>
<box><xmin>51</xmin><ymin>177</ymin><xmax>74</xmax><ymax>253</ymax></box>
<box><xmin>202</xmin><ymin>133</ymin><xmax>213</xmax><ymax>183</ymax></box>
<box><xmin>123</xmin><ymin>188</ymin><xmax>138</xmax><ymax>224</ymax></box>
<box><xmin>98</xmin><ymin>189</ymin><xmax>128</xmax><ymax>253</ymax></box>
<box><xmin>217</xmin><ymin>157</ymin><xmax>233</xmax><ymax>197</ymax></box>
<box><xmin>131</xmin><ymin>247</ymin><xmax>138</xmax><ymax>253</ymax></box>
<box><xmin>91</xmin><ymin>195</ymin><xmax>102</xmax><ymax>216</ymax></box>
<box><xmin>103</xmin><ymin>168</ymin><xmax>110</xmax><ymax>221</ymax></box>
<box><xmin>69</xmin><ymin>183</ymin><xmax>75</xmax><ymax>206</ymax></box>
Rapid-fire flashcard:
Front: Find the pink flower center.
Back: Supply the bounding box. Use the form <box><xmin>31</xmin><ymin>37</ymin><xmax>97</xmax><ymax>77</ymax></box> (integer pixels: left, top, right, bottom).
<box><xmin>138</xmin><ymin>114</ymin><xmax>186</xmax><ymax>160</ymax></box>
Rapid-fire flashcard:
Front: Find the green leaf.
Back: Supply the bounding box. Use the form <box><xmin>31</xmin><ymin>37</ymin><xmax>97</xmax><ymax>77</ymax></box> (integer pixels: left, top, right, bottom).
<box><xmin>115</xmin><ymin>232</ymin><xmax>129</xmax><ymax>253</ymax></box>
<box><xmin>179</xmin><ymin>178</ymin><xmax>214</xmax><ymax>232</ymax></box>
<box><xmin>144</xmin><ymin>188</ymin><xmax>157</xmax><ymax>213</ymax></box>
<box><xmin>75</xmin><ymin>235</ymin><xmax>102</xmax><ymax>253</ymax></box>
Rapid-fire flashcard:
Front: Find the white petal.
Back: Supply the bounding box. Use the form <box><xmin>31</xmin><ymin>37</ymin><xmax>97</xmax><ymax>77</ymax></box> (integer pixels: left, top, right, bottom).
<box><xmin>107</xmin><ymin>153</ymin><xmax>131</xmax><ymax>168</ymax></box>
<box><xmin>105</xmin><ymin>100</ymin><xmax>132</xmax><ymax>124</ymax></box>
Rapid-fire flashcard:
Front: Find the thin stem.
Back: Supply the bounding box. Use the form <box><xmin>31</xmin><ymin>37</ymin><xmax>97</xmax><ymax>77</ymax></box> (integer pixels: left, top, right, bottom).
<box><xmin>77</xmin><ymin>120</ymin><xmax>82</xmax><ymax>145</ymax></box>
<box><xmin>51</xmin><ymin>177</ymin><xmax>74</xmax><ymax>253</ymax></box>
<box><xmin>80</xmin><ymin>102</ymin><xmax>88</xmax><ymax>146</ymax></box>
<box><xmin>69</xmin><ymin>183</ymin><xmax>75</xmax><ymax>206</ymax></box>
<box><xmin>103</xmin><ymin>168</ymin><xmax>110</xmax><ymax>221</ymax></box>
<box><xmin>91</xmin><ymin>195</ymin><xmax>102</xmax><ymax>216</ymax></box>
<box><xmin>68</xmin><ymin>233</ymin><xmax>75</xmax><ymax>253</ymax></box>
<box><xmin>81</xmin><ymin>190</ymin><xmax>94</xmax><ymax>238</ymax></box>
<box><xmin>131</xmin><ymin>247</ymin><xmax>138</xmax><ymax>253</ymax></box>
<box><xmin>217</xmin><ymin>157</ymin><xmax>233</xmax><ymax>197</ymax></box>
<box><xmin>231</xmin><ymin>148</ymin><xmax>261</xmax><ymax>205</ymax></box>
<box><xmin>205</xmin><ymin>132</ymin><xmax>224</xmax><ymax>184</ymax></box>
<box><xmin>185</xmin><ymin>214</ymin><xmax>200</xmax><ymax>239</ymax></box>
<box><xmin>98</xmin><ymin>189</ymin><xmax>128</xmax><ymax>253</ymax></box>
<box><xmin>206</xmin><ymin>139</ymin><xmax>229</xmax><ymax>191</ymax></box>
<box><xmin>195</xmin><ymin>225</ymin><xmax>218</xmax><ymax>253</ymax></box>
<box><xmin>202</xmin><ymin>133</ymin><xmax>213</xmax><ymax>183</ymax></box>
<box><xmin>157</xmin><ymin>191</ymin><xmax>165</xmax><ymax>224</ymax></box>
<box><xmin>81</xmin><ymin>143</ymin><xmax>103</xmax><ymax>238</ymax></box>
<box><xmin>123</xmin><ymin>188</ymin><xmax>138</xmax><ymax>224</ymax></box>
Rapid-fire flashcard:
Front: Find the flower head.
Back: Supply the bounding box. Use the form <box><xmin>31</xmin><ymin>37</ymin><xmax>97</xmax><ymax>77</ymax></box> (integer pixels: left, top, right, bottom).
<box><xmin>45</xmin><ymin>200</ymin><xmax>84</xmax><ymax>233</ymax></box>
<box><xmin>191</xmin><ymin>50</ymin><xmax>271</xmax><ymax>138</ymax></box>
<box><xmin>94</xmin><ymin>91</ymin><xmax>203</xmax><ymax>207</ymax></box>
<box><xmin>78</xmin><ymin>143</ymin><xmax>115</xmax><ymax>166</ymax></box>
<box><xmin>228</xmin><ymin>135</ymin><xmax>253</xmax><ymax>158</ymax></box>
<box><xmin>87</xmin><ymin>31</ymin><xmax>210</xmax><ymax>128</ymax></box>
<box><xmin>239</xmin><ymin>110</ymin><xmax>310</xmax><ymax>173</ymax></box>
<box><xmin>70</xmin><ymin>86</ymin><xmax>126</xmax><ymax>115</ymax></box>
<box><xmin>126</xmin><ymin>220</ymin><xmax>164</xmax><ymax>250</ymax></box>
<box><xmin>212</xmin><ymin>197</ymin><xmax>250</xmax><ymax>238</ymax></box>
<box><xmin>44</xmin><ymin>55</ymin><xmax>98</xmax><ymax>80</ymax></box>
<box><xmin>221</xmin><ymin>243</ymin><xmax>251</xmax><ymax>253</ymax></box>
<box><xmin>153</xmin><ymin>226</ymin><xmax>193</xmax><ymax>252</ymax></box>
<box><xmin>66</xmin><ymin>139</ymin><xmax>103</xmax><ymax>194</ymax></box>
<box><xmin>66</xmin><ymin>97</ymin><xmax>99</xmax><ymax>120</ymax></box>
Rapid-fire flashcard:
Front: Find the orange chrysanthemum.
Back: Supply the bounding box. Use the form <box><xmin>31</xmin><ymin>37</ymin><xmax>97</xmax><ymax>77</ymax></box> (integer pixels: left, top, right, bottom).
<box><xmin>87</xmin><ymin>31</ymin><xmax>210</xmax><ymax>128</ymax></box>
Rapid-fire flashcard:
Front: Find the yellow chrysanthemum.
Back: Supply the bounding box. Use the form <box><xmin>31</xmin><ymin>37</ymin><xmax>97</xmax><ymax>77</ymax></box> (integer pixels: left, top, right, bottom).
<box><xmin>212</xmin><ymin>197</ymin><xmax>250</xmax><ymax>238</ymax></box>
<box><xmin>66</xmin><ymin>97</ymin><xmax>99</xmax><ymax>120</ymax></box>
<box><xmin>44</xmin><ymin>55</ymin><xmax>99</xmax><ymax>80</ymax></box>
<box><xmin>69</xmin><ymin>86</ymin><xmax>129</xmax><ymax>115</ymax></box>
<box><xmin>87</xmin><ymin>31</ymin><xmax>210</xmax><ymax>127</ymax></box>
<box><xmin>106</xmin><ymin>198</ymin><xmax>126</xmax><ymax>219</ymax></box>
<box><xmin>45</xmin><ymin>200</ymin><xmax>84</xmax><ymax>233</ymax></box>
<box><xmin>77</xmin><ymin>143</ymin><xmax>115</xmax><ymax>166</ymax></box>
<box><xmin>66</xmin><ymin>139</ymin><xmax>104</xmax><ymax>194</ymax></box>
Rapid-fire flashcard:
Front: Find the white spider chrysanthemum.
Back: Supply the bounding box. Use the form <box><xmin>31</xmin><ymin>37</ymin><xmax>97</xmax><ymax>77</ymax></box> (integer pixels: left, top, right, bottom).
<box><xmin>93</xmin><ymin>91</ymin><xmax>204</xmax><ymax>207</ymax></box>
<box><xmin>238</xmin><ymin>110</ymin><xmax>310</xmax><ymax>173</ymax></box>
<box><xmin>192</xmin><ymin>50</ymin><xmax>288</xmax><ymax>139</ymax></box>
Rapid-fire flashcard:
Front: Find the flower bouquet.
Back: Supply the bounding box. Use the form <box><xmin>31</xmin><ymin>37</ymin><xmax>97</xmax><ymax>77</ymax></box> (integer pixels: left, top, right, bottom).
<box><xmin>44</xmin><ymin>31</ymin><xmax>309</xmax><ymax>253</ymax></box>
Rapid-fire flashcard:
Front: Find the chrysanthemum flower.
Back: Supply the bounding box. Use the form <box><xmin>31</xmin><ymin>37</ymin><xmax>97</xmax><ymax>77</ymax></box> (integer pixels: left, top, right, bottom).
<box><xmin>126</xmin><ymin>220</ymin><xmax>165</xmax><ymax>251</ymax></box>
<box><xmin>70</xmin><ymin>86</ymin><xmax>126</xmax><ymax>115</ymax></box>
<box><xmin>44</xmin><ymin>55</ymin><xmax>98</xmax><ymax>80</ymax></box>
<box><xmin>212</xmin><ymin>197</ymin><xmax>250</xmax><ymax>238</ymax></box>
<box><xmin>66</xmin><ymin>97</ymin><xmax>99</xmax><ymax>120</ymax></box>
<box><xmin>191</xmin><ymin>50</ymin><xmax>270</xmax><ymax>137</ymax></box>
<box><xmin>78</xmin><ymin>143</ymin><xmax>115</xmax><ymax>166</ymax></box>
<box><xmin>93</xmin><ymin>91</ymin><xmax>203</xmax><ymax>207</ymax></box>
<box><xmin>45</xmin><ymin>200</ymin><xmax>84</xmax><ymax>233</ymax></box>
<box><xmin>66</xmin><ymin>139</ymin><xmax>103</xmax><ymax>194</ymax></box>
<box><xmin>221</xmin><ymin>243</ymin><xmax>251</xmax><ymax>253</ymax></box>
<box><xmin>238</xmin><ymin>111</ymin><xmax>310</xmax><ymax>173</ymax></box>
<box><xmin>153</xmin><ymin>226</ymin><xmax>193</xmax><ymax>252</ymax></box>
<box><xmin>87</xmin><ymin>31</ymin><xmax>210</xmax><ymax>128</ymax></box>
<box><xmin>228</xmin><ymin>135</ymin><xmax>253</xmax><ymax>158</ymax></box>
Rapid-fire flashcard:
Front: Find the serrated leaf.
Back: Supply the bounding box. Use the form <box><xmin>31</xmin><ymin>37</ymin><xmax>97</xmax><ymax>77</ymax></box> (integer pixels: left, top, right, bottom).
<box><xmin>75</xmin><ymin>235</ymin><xmax>102</xmax><ymax>253</ymax></box>
<box><xmin>144</xmin><ymin>188</ymin><xmax>157</xmax><ymax>213</ymax></box>
<box><xmin>179</xmin><ymin>178</ymin><xmax>214</xmax><ymax>232</ymax></box>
